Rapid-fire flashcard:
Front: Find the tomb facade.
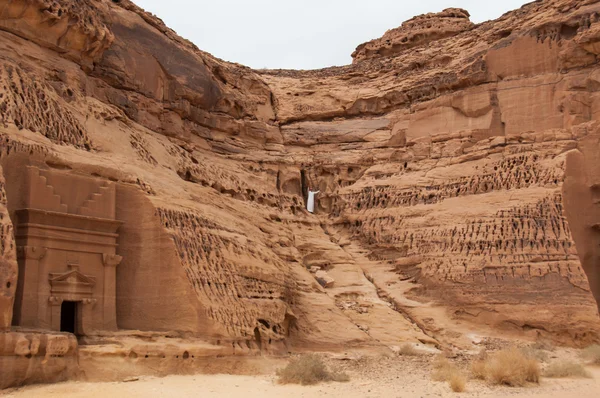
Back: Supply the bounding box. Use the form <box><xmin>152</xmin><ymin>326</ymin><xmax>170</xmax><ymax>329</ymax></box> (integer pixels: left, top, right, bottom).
<box><xmin>12</xmin><ymin>167</ymin><xmax>122</xmax><ymax>335</ymax></box>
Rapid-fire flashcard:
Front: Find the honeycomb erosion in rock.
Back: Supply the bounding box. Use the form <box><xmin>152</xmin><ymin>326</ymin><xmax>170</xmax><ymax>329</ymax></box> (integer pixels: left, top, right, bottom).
<box><xmin>1</xmin><ymin>0</ymin><xmax>600</xmax><ymax>388</ymax></box>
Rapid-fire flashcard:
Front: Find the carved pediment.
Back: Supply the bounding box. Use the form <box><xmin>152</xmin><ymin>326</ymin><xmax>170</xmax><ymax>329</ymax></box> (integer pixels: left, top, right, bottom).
<box><xmin>49</xmin><ymin>270</ymin><xmax>96</xmax><ymax>285</ymax></box>
<box><xmin>49</xmin><ymin>268</ymin><xmax>96</xmax><ymax>297</ymax></box>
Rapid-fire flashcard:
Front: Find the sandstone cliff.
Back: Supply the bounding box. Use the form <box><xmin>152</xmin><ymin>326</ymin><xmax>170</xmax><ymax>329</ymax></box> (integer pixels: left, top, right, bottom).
<box><xmin>1</xmin><ymin>0</ymin><xmax>600</xmax><ymax>387</ymax></box>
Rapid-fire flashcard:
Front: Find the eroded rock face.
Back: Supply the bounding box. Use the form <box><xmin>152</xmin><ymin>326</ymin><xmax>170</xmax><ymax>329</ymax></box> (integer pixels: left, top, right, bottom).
<box><xmin>0</xmin><ymin>331</ymin><xmax>78</xmax><ymax>389</ymax></box>
<box><xmin>352</xmin><ymin>8</ymin><xmax>474</xmax><ymax>62</ymax></box>
<box><xmin>1</xmin><ymin>0</ymin><xmax>600</xmax><ymax>388</ymax></box>
<box><xmin>0</xmin><ymin>166</ymin><xmax>17</xmax><ymax>330</ymax></box>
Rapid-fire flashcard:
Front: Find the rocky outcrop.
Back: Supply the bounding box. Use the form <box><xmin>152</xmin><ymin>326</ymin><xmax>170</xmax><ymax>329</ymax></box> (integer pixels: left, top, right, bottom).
<box><xmin>0</xmin><ymin>0</ymin><xmax>113</xmax><ymax>69</ymax></box>
<box><xmin>352</xmin><ymin>8</ymin><xmax>474</xmax><ymax>62</ymax></box>
<box><xmin>0</xmin><ymin>0</ymin><xmax>600</xmax><ymax>388</ymax></box>
<box><xmin>0</xmin><ymin>165</ymin><xmax>17</xmax><ymax>330</ymax></box>
<box><xmin>0</xmin><ymin>331</ymin><xmax>78</xmax><ymax>389</ymax></box>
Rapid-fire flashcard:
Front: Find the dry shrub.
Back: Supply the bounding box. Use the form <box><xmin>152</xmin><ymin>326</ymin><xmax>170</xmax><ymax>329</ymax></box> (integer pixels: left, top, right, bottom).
<box><xmin>470</xmin><ymin>348</ymin><xmax>540</xmax><ymax>387</ymax></box>
<box><xmin>432</xmin><ymin>355</ymin><xmax>452</xmax><ymax>376</ymax></box>
<box><xmin>448</xmin><ymin>371</ymin><xmax>467</xmax><ymax>393</ymax></box>
<box><xmin>470</xmin><ymin>360</ymin><xmax>487</xmax><ymax>380</ymax></box>
<box><xmin>277</xmin><ymin>354</ymin><xmax>350</xmax><ymax>385</ymax></box>
<box><xmin>398</xmin><ymin>343</ymin><xmax>420</xmax><ymax>356</ymax></box>
<box><xmin>544</xmin><ymin>361</ymin><xmax>591</xmax><ymax>378</ymax></box>
<box><xmin>520</xmin><ymin>346</ymin><xmax>549</xmax><ymax>362</ymax></box>
<box><xmin>432</xmin><ymin>355</ymin><xmax>467</xmax><ymax>393</ymax></box>
<box><xmin>432</xmin><ymin>355</ymin><xmax>454</xmax><ymax>382</ymax></box>
<box><xmin>582</xmin><ymin>344</ymin><xmax>600</xmax><ymax>365</ymax></box>
<box><xmin>475</xmin><ymin>349</ymin><xmax>488</xmax><ymax>361</ymax></box>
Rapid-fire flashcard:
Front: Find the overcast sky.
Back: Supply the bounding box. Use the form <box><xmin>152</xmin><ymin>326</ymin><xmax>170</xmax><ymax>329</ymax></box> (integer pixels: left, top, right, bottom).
<box><xmin>134</xmin><ymin>0</ymin><xmax>530</xmax><ymax>70</ymax></box>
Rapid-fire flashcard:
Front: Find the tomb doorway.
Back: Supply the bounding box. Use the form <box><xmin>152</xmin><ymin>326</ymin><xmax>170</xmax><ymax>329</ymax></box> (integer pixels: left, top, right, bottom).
<box><xmin>60</xmin><ymin>301</ymin><xmax>79</xmax><ymax>335</ymax></box>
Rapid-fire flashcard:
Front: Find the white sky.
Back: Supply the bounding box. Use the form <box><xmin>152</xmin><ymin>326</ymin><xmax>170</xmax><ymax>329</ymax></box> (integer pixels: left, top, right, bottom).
<box><xmin>134</xmin><ymin>0</ymin><xmax>531</xmax><ymax>70</ymax></box>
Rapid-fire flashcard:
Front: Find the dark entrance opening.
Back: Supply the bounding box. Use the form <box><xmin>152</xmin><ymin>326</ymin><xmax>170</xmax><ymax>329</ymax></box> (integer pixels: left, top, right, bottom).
<box><xmin>254</xmin><ymin>327</ymin><xmax>262</xmax><ymax>351</ymax></box>
<box><xmin>300</xmin><ymin>169</ymin><xmax>308</xmax><ymax>205</ymax></box>
<box><xmin>60</xmin><ymin>301</ymin><xmax>78</xmax><ymax>334</ymax></box>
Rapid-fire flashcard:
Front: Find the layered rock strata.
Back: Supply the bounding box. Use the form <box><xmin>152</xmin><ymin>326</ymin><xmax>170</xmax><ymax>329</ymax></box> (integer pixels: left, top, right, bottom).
<box><xmin>0</xmin><ymin>0</ymin><xmax>599</xmax><ymax>387</ymax></box>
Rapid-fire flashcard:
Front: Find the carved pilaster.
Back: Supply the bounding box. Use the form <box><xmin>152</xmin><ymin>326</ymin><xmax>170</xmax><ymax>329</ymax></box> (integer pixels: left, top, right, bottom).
<box><xmin>101</xmin><ymin>253</ymin><xmax>120</xmax><ymax>331</ymax></box>
<box><xmin>17</xmin><ymin>246</ymin><xmax>47</xmax><ymax>260</ymax></box>
<box><xmin>102</xmin><ymin>254</ymin><xmax>122</xmax><ymax>267</ymax></box>
<box><xmin>48</xmin><ymin>296</ymin><xmax>63</xmax><ymax>306</ymax></box>
<box><xmin>81</xmin><ymin>298</ymin><xmax>97</xmax><ymax>306</ymax></box>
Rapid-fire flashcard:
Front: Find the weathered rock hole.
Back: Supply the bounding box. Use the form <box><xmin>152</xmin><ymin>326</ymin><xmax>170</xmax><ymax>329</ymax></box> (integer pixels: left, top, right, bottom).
<box><xmin>560</xmin><ymin>24</ymin><xmax>579</xmax><ymax>40</ymax></box>
<box><xmin>499</xmin><ymin>29</ymin><xmax>512</xmax><ymax>38</ymax></box>
<box><xmin>6</xmin><ymin>281</ymin><xmax>10</xmax><ymax>289</ymax></box>
<box><xmin>258</xmin><ymin>319</ymin><xmax>270</xmax><ymax>328</ymax></box>
<box><xmin>183</xmin><ymin>351</ymin><xmax>189</xmax><ymax>359</ymax></box>
<box><xmin>254</xmin><ymin>327</ymin><xmax>262</xmax><ymax>351</ymax></box>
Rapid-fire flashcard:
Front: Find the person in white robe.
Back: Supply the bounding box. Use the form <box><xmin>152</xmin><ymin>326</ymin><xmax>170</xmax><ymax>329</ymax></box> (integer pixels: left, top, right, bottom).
<box><xmin>307</xmin><ymin>188</ymin><xmax>320</xmax><ymax>213</ymax></box>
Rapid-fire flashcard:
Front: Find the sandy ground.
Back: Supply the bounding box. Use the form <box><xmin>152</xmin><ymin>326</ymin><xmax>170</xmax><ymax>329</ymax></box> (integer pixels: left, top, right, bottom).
<box><xmin>2</xmin><ymin>371</ymin><xmax>598</xmax><ymax>398</ymax></box>
<box><xmin>2</xmin><ymin>351</ymin><xmax>599</xmax><ymax>398</ymax></box>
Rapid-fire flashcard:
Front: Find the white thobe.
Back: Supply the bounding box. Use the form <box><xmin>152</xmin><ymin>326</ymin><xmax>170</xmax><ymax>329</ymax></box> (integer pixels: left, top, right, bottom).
<box><xmin>307</xmin><ymin>190</ymin><xmax>320</xmax><ymax>213</ymax></box>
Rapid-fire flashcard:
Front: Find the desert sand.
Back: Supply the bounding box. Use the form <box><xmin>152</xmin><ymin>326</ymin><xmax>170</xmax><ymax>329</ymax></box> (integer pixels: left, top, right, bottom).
<box><xmin>2</xmin><ymin>358</ymin><xmax>599</xmax><ymax>398</ymax></box>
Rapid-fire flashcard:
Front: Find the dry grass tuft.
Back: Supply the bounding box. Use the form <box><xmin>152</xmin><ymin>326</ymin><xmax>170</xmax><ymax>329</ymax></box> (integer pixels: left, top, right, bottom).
<box><xmin>277</xmin><ymin>354</ymin><xmax>350</xmax><ymax>385</ymax></box>
<box><xmin>520</xmin><ymin>346</ymin><xmax>549</xmax><ymax>362</ymax></box>
<box><xmin>448</xmin><ymin>371</ymin><xmax>467</xmax><ymax>393</ymax></box>
<box><xmin>544</xmin><ymin>361</ymin><xmax>592</xmax><ymax>378</ymax></box>
<box><xmin>398</xmin><ymin>343</ymin><xmax>420</xmax><ymax>356</ymax></box>
<box><xmin>582</xmin><ymin>344</ymin><xmax>600</xmax><ymax>365</ymax></box>
<box><xmin>470</xmin><ymin>360</ymin><xmax>487</xmax><ymax>380</ymax></box>
<box><xmin>433</xmin><ymin>354</ymin><xmax>452</xmax><ymax>367</ymax></box>
<box><xmin>470</xmin><ymin>347</ymin><xmax>540</xmax><ymax>387</ymax></box>
<box><xmin>432</xmin><ymin>355</ymin><xmax>467</xmax><ymax>393</ymax></box>
<box><xmin>475</xmin><ymin>349</ymin><xmax>489</xmax><ymax>361</ymax></box>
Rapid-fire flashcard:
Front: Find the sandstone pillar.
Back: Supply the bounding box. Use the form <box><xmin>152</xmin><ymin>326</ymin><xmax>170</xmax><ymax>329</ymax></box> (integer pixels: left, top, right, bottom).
<box><xmin>48</xmin><ymin>297</ymin><xmax>62</xmax><ymax>332</ymax></box>
<box><xmin>80</xmin><ymin>299</ymin><xmax>96</xmax><ymax>335</ymax></box>
<box><xmin>14</xmin><ymin>246</ymin><xmax>46</xmax><ymax>328</ymax></box>
<box><xmin>102</xmin><ymin>254</ymin><xmax>122</xmax><ymax>331</ymax></box>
